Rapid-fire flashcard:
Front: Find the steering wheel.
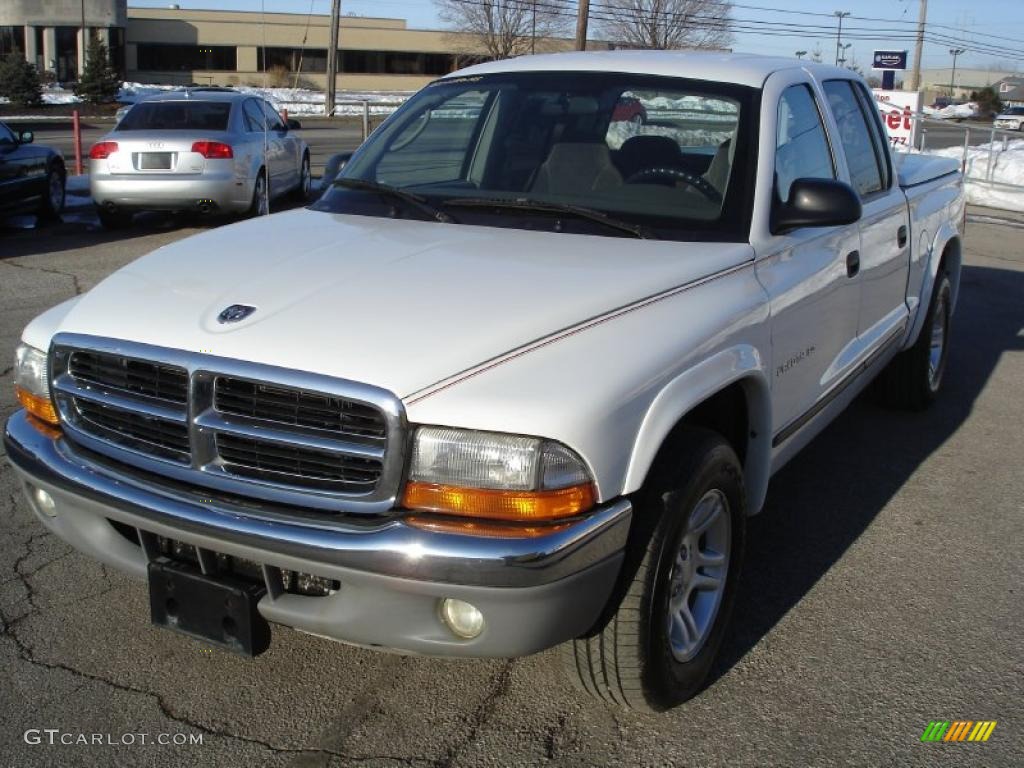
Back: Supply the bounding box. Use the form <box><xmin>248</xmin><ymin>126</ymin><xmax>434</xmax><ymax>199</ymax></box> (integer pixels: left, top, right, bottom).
<box><xmin>625</xmin><ymin>166</ymin><xmax>722</xmax><ymax>203</ymax></box>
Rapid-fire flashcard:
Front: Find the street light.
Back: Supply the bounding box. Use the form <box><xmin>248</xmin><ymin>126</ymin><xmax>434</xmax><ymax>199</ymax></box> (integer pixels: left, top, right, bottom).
<box><xmin>795</xmin><ymin>50</ymin><xmax>807</xmax><ymax>59</ymax></box>
<box><xmin>834</xmin><ymin>11</ymin><xmax>851</xmax><ymax>66</ymax></box>
<box><xmin>949</xmin><ymin>47</ymin><xmax>966</xmax><ymax>99</ymax></box>
<box><xmin>838</xmin><ymin>43</ymin><xmax>852</xmax><ymax>67</ymax></box>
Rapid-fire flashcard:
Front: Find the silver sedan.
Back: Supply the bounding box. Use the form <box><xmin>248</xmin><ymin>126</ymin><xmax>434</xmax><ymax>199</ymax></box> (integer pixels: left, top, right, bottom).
<box><xmin>89</xmin><ymin>90</ymin><xmax>310</xmax><ymax>228</ymax></box>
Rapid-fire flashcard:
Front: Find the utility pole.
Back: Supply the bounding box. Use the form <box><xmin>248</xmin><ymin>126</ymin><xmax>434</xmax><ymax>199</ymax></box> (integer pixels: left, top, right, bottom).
<box><xmin>838</xmin><ymin>43</ymin><xmax>852</xmax><ymax>68</ymax></box>
<box><xmin>908</xmin><ymin>0</ymin><xmax>928</xmax><ymax>92</ymax></box>
<box><xmin>531</xmin><ymin>0</ymin><xmax>537</xmax><ymax>55</ymax></box>
<box><xmin>949</xmin><ymin>47</ymin><xmax>966</xmax><ymax>99</ymax></box>
<box><xmin>795</xmin><ymin>50</ymin><xmax>807</xmax><ymax>59</ymax></box>
<box><xmin>575</xmin><ymin>0</ymin><xmax>590</xmax><ymax>51</ymax></box>
<box><xmin>834</xmin><ymin>11</ymin><xmax>850</xmax><ymax>67</ymax></box>
<box><xmin>325</xmin><ymin>0</ymin><xmax>341</xmax><ymax>117</ymax></box>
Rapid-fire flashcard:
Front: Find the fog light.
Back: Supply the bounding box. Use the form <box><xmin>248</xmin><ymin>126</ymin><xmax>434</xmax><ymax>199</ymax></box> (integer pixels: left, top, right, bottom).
<box><xmin>33</xmin><ymin>487</ymin><xmax>57</xmax><ymax>517</ymax></box>
<box><xmin>440</xmin><ymin>598</ymin><xmax>484</xmax><ymax>639</ymax></box>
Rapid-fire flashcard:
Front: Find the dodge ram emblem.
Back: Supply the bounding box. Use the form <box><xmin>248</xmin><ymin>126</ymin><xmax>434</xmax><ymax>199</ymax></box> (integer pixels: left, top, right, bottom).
<box><xmin>217</xmin><ymin>304</ymin><xmax>257</xmax><ymax>324</ymax></box>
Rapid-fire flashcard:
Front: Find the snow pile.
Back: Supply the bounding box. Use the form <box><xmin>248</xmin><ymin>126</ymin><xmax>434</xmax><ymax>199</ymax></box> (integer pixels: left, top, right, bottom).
<box><xmin>922</xmin><ymin>102</ymin><xmax>978</xmax><ymax>120</ymax></box>
<box><xmin>0</xmin><ymin>86</ymin><xmax>81</xmax><ymax>105</ymax></box>
<box><xmin>919</xmin><ymin>138</ymin><xmax>1024</xmax><ymax>210</ymax></box>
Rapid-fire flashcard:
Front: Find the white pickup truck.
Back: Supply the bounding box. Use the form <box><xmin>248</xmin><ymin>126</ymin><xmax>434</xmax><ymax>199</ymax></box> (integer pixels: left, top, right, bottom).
<box><xmin>6</xmin><ymin>52</ymin><xmax>964</xmax><ymax>711</ymax></box>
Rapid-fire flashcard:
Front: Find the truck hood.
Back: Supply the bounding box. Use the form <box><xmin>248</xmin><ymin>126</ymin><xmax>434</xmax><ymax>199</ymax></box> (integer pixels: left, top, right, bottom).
<box><xmin>55</xmin><ymin>209</ymin><xmax>752</xmax><ymax>399</ymax></box>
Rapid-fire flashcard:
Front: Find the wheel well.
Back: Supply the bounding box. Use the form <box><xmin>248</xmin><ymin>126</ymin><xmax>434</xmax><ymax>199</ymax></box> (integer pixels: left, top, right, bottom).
<box><xmin>675</xmin><ymin>382</ymin><xmax>749</xmax><ymax>466</ymax></box>
<box><xmin>940</xmin><ymin>236</ymin><xmax>963</xmax><ymax>310</ymax></box>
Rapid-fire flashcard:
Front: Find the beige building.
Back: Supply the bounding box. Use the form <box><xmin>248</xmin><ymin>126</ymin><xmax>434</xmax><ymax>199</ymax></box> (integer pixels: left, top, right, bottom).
<box><xmin>123</xmin><ymin>7</ymin><xmax>598</xmax><ymax>92</ymax></box>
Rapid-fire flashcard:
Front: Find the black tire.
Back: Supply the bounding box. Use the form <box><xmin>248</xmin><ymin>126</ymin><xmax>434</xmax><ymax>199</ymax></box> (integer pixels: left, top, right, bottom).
<box><xmin>248</xmin><ymin>169</ymin><xmax>269</xmax><ymax>217</ymax></box>
<box><xmin>37</xmin><ymin>162</ymin><xmax>66</xmax><ymax>221</ymax></box>
<box><xmin>293</xmin><ymin>153</ymin><xmax>311</xmax><ymax>202</ymax></box>
<box><xmin>874</xmin><ymin>271</ymin><xmax>952</xmax><ymax>411</ymax></box>
<box><xmin>96</xmin><ymin>207</ymin><xmax>133</xmax><ymax>230</ymax></box>
<box><xmin>561</xmin><ymin>428</ymin><xmax>746</xmax><ymax>711</ymax></box>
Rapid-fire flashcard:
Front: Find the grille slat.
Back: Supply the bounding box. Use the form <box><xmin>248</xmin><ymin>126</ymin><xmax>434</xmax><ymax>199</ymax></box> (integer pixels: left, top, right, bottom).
<box><xmin>214</xmin><ymin>377</ymin><xmax>386</xmax><ymax>440</ymax></box>
<box><xmin>76</xmin><ymin>399</ymin><xmax>190</xmax><ymax>463</ymax></box>
<box><xmin>69</xmin><ymin>350</ymin><xmax>188</xmax><ymax>403</ymax></box>
<box><xmin>218</xmin><ymin>435</ymin><xmax>381</xmax><ymax>491</ymax></box>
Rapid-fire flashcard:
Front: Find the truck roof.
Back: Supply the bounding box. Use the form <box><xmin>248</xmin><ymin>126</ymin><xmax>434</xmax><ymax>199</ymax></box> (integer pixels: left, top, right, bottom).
<box><xmin>447</xmin><ymin>50</ymin><xmax>853</xmax><ymax>89</ymax></box>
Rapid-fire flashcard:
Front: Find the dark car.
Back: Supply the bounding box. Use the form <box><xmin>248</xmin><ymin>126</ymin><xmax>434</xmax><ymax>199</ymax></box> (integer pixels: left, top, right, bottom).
<box><xmin>0</xmin><ymin>121</ymin><xmax>66</xmax><ymax>221</ymax></box>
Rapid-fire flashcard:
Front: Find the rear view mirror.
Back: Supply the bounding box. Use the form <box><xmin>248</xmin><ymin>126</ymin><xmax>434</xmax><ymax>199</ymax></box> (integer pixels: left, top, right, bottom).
<box><xmin>321</xmin><ymin>151</ymin><xmax>355</xmax><ymax>189</ymax></box>
<box><xmin>772</xmin><ymin>178</ymin><xmax>862</xmax><ymax>234</ymax></box>
<box><xmin>18</xmin><ymin>130</ymin><xmax>34</xmax><ymax>144</ymax></box>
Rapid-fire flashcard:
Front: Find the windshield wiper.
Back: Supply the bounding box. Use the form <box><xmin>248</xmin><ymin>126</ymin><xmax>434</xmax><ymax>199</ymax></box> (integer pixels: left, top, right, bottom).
<box><xmin>442</xmin><ymin>197</ymin><xmax>655</xmax><ymax>239</ymax></box>
<box><xmin>332</xmin><ymin>178</ymin><xmax>455</xmax><ymax>223</ymax></box>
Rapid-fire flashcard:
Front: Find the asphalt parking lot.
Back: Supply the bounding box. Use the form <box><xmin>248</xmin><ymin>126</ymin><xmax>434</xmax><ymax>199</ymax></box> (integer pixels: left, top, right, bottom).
<box><xmin>0</xmin><ymin>207</ymin><xmax>1022</xmax><ymax>767</ymax></box>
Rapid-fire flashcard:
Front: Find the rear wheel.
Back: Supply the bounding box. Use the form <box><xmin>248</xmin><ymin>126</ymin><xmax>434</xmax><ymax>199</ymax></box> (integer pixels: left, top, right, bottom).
<box><xmin>874</xmin><ymin>271</ymin><xmax>952</xmax><ymax>410</ymax></box>
<box><xmin>561</xmin><ymin>428</ymin><xmax>745</xmax><ymax>711</ymax></box>
<box><xmin>248</xmin><ymin>170</ymin><xmax>269</xmax><ymax>217</ymax></box>
<box><xmin>96</xmin><ymin>207</ymin><xmax>133</xmax><ymax>230</ymax></box>
<box><xmin>293</xmin><ymin>153</ymin><xmax>311</xmax><ymax>201</ymax></box>
<box><xmin>37</xmin><ymin>163</ymin><xmax>66</xmax><ymax>221</ymax></box>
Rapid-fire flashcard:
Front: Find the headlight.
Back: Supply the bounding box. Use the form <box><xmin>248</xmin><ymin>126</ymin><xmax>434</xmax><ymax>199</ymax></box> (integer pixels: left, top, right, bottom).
<box><xmin>402</xmin><ymin>426</ymin><xmax>596</xmax><ymax>521</ymax></box>
<box><xmin>14</xmin><ymin>343</ymin><xmax>59</xmax><ymax>426</ymax></box>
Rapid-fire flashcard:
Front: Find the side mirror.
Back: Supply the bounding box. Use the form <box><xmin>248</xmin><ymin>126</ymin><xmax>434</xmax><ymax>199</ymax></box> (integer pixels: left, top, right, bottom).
<box><xmin>18</xmin><ymin>130</ymin><xmax>34</xmax><ymax>144</ymax></box>
<box><xmin>286</xmin><ymin>118</ymin><xmax>302</xmax><ymax>130</ymax></box>
<box><xmin>772</xmin><ymin>178</ymin><xmax>861</xmax><ymax>234</ymax></box>
<box><xmin>321</xmin><ymin>151</ymin><xmax>355</xmax><ymax>189</ymax></box>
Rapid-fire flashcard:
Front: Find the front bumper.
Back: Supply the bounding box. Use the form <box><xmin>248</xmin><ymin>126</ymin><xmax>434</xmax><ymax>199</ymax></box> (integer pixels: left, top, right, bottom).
<box><xmin>4</xmin><ymin>411</ymin><xmax>630</xmax><ymax>657</ymax></box>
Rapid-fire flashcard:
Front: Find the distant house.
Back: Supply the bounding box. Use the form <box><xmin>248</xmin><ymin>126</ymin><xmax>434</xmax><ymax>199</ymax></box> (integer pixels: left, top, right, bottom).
<box><xmin>996</xmin><ymin>76</ymin><xmax>1024</xmax><ymax>106</ymax></box>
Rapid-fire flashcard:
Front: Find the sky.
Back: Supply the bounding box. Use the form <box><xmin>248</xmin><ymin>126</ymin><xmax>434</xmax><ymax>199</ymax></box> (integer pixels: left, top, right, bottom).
<box><xmin>129</xmin><ymin>0</ymin><xmax>1024</xmax><ymax>73</ymax></box>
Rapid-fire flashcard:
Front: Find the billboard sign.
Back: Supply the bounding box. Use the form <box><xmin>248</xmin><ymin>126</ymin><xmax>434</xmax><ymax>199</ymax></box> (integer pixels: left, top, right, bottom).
<box><xmin>871</xmin><ymin>89</ymin><xmax>921</xmax><ymax>148</ymax></box>
<box><xmin>873</xmin><ymin>50</ymin><xmax>908</xmax><ymax>70</ymax></box>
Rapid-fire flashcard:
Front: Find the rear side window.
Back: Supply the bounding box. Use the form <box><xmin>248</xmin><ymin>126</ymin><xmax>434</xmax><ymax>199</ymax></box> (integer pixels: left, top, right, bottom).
<box><xmin>775</xmin><ymin>84</ymin><xmax>835</xmax><ymax>202</ymax></box>
<box><xmin>117</xmin><ymin>101</ymin><xmax>231</xmax><ymax>131</ymax></box>
<box><xmin>242</xmin><ymin>100</ymin><xmax>265</xmax><ymax>132</ymax></box>
<box><xmin>823</xmin><ymin>80</ymin><xmax>887</xmax><ymax>196</ymax></box>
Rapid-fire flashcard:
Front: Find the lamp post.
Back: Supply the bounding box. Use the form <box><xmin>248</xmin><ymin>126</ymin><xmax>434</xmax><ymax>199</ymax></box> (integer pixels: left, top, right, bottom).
<box><xmin>949</xmin><ymin>47</ymin><xmax>966</xmax><ymax>99</ymax></box>
<box><xmin>795</xmin><ymin>50</ymin><xmax>807</xmax><ymax>59</ymax></box>
<box><xmin>838</xmin><ymin>43</ymin><xmax>852</xmax><ymax>68</ymax></box>
<box><xmin>834</xmin><ymin>11</ymin><xmax>851</xmax><ymax>66</ymax></box>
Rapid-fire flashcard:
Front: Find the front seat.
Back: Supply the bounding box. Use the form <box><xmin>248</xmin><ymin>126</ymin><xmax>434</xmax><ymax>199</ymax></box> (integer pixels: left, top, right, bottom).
<box><xmin>531</xmin><ymin>143</ymin><xmax>623</xmax><ymax>194</ymax></box>
<box><xmin>615</xmin><ymin>135</ymin><xmax>684</xmax><ymax>180</ymax></box>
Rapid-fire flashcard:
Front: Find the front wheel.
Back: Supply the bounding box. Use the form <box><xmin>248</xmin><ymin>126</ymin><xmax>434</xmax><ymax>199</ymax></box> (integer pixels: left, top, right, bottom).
<box><xmin>561</xmin><ymin>428</ymin><xmax>745</xmax><ymax>711</ymax></box>
<box><xmin>37</xmin><ymin>164</ymin><xmax>66</xmax><ymax>221</ymax></box>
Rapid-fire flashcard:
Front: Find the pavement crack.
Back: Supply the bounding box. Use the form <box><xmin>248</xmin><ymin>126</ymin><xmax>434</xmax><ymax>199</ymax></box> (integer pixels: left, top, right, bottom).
<box><xmin>4</xmin><ymin>258</ymin><xmax>84</xmax><ymax>295</ymax></box>
<box><xmin>433</xmin><ymin>661</ymin><xmax>516</xmax><ymax>768</ymax></box>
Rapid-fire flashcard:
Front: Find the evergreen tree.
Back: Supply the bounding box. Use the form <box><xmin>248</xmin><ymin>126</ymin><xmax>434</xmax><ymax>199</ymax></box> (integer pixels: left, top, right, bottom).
<box><xmin>74</xmin><ymin>39</ymin><xmax>120</xmax><ymax>104</ymax></box>
<box><xmin>0</xmin><ymin>52</ymin><xmax>43</xmax><ymax>108</ymax></box>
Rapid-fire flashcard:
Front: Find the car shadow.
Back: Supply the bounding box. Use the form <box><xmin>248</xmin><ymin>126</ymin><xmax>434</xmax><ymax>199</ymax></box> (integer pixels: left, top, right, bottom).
<box><xmin>0</xmin><ymin>196</ymin><xmax>311</xmax><ymax>260</ymax></box>
<box><xmin>710</xmin><ymin>262</ymin><xmax>1024</xmax><ymax>682</ymax></box>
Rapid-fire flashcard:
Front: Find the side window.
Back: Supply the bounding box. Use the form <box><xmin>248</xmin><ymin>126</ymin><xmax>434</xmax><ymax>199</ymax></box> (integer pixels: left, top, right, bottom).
<box><xmin>852</xmin><ymin>81</ymin><xmax>892</xmax><ymax>190</ymax></box>
<box><xmin>243</xmin><ymin>100</ymin><xmax>266</xmax><ymax>133</ymax></box>
<box><xmin>775</xmin><ymin>84</ymin><xmax>835</xmax><ymax>202</ymax></box>
<box><xmin>260</xmin><ymin>100</ymin><xmax>284</xmax><ymax>131</ymax></box>
<box><xmin>823</xmin><ymin>80</ymin><xmax>885</xmax><ymax>197</ymax></box>
<box><xmin>0</xmin><ymin>122</ymin><xmax>15</xmax><ymax>145</ymax></box>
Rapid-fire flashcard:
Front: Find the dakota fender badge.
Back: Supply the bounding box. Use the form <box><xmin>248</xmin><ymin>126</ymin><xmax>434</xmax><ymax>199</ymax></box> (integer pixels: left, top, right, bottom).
<box><xmin>217</xmin><ymin>304</ymin><xmax>257</xmax><ymax>324</ymax></box>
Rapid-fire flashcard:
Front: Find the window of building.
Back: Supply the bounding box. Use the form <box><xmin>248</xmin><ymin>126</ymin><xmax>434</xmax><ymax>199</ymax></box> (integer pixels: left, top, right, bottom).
<box><xmin>55</xmin><ymin>26</ymin><xmax>79</xmax><ymax>81</ymax></box>
<box><xmin>257</xmin><ymin>47</ymin><xmax>327</xmax><ymax>73</ymax></box>
<box><xmin>0</xmin><ymin>26</ymin><xmax>24</xmax><ymax>57</ymax></box>
<box><xmin>109</xmin><ymin>27</ymin><xmax>125</xmax><ymax>76</ymax></box>
<box><xmin>341</xmin><ymin>50</ymin><xmax>457</xmax><ymax>76</ymax></box>
<box><xmin>136</xmin><ymin>44</ymin><xmax>237</xmax><ymax>72</ymax></box>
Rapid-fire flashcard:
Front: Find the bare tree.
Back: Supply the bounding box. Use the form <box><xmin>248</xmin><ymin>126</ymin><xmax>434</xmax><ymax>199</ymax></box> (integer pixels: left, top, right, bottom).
<box><xmin>435</xmin><ymin>0</ymin><xmax>570</xmax><ymax>60</ymax></box>
<box><xmin>597</xmin><ymin>0</ymin><xmax>733</xmax><ymax>50</ymax></box>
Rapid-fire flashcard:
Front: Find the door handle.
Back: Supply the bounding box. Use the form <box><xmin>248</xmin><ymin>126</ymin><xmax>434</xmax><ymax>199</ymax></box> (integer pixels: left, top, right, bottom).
<box><xmin>846</xmin><ymin>250</ymin><xmax>860</xmax><ymax>278</ymax></box>
<box><xmin>897</xmin><ymin>225</ymin><xmax>908</xmax><ymax>247</ymax></box>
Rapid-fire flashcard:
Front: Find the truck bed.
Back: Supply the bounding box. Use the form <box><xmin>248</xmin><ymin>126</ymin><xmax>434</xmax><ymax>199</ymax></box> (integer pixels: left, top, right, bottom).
<box><xmin>894</xmin><ymin>153</ymin><xmax>960</xmax><ymax>188</ymax></box>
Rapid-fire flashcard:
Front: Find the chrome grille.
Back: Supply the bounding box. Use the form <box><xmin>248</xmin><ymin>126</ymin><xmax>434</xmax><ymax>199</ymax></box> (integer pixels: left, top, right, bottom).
<box><xmin>214</xmin><ymin>377</ymin><xmax>386</xmax><ymax>439</ymax></box>
<box><xmin>217</xmin><ymin>434</ymin><xmax>382</xmax><ymax>492</ymax></box>
<box><xmin>50</xmin><ymin>335</ymin><xmax>407</xmax><ymax>514</ymax></box>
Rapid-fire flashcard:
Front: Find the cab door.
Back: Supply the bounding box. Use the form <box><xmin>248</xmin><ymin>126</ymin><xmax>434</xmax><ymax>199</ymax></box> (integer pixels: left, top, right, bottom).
<box><xmin>753</xmin><ymin>79</ymin><xmax>863</xmax><ymax>448</ymax></box>
<box><xmin>821</xmin><ymin>79</ymin><xmax>910</xmax><ymax>349</ymax></box>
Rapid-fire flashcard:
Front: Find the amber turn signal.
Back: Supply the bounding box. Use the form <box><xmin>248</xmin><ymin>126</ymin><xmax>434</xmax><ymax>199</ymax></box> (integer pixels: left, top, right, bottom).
<box><xmin>15</xmin><ymin>385</ymin><xmax>60</xmax><ymax>426</ymax></box>
<box><xmin>402</xmin><ymin>481</ymin><xmax>595</xmax><ymax>521</ymax></box>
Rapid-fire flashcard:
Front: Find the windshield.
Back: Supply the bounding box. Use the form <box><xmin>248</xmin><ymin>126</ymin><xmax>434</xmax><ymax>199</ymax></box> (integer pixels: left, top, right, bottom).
<box><xmin>314</xmin><ymin>72</ymin><xmax>758</xmax><ymax>241</ymax></box>
<box><xmin>117</xmin><ymin>101</ymin><xmax>232</xmax><ymax>131</ymax></box>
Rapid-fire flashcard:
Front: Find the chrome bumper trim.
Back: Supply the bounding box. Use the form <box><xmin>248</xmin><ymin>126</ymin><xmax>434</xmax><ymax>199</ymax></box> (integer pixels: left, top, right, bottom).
<box><xmin>5</xmin><ymin>410</ymin><xmax>632</xmax><ymax>588</ymax></box>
